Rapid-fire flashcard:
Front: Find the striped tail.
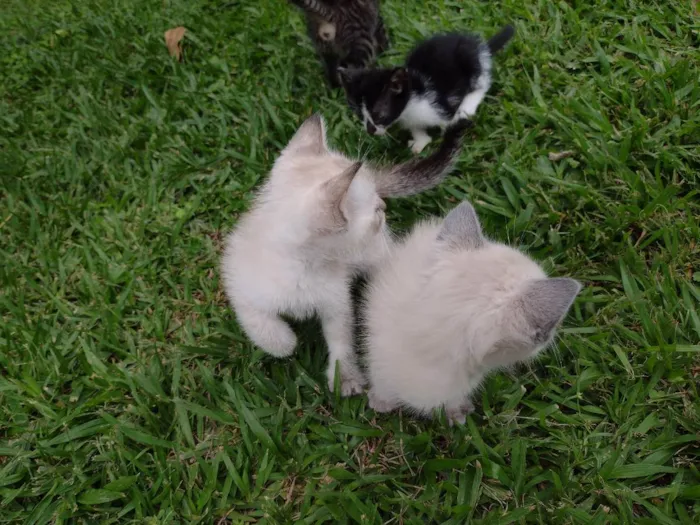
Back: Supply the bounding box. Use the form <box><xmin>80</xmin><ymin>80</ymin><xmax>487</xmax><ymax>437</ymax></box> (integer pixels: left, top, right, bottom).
<box><xmin>487</xmin><ymin>25</ymin><xmax>515</xmax><ymax>54</ymax></box>
<box><xmin>375</xmin><ymin>121</ymin><xmax>471</xmax><ymax>198</ymax></box>
<box><xmin>288</xmin><ymin>0</ymin><xmax>334</xmax><ymax>20</ymax></box>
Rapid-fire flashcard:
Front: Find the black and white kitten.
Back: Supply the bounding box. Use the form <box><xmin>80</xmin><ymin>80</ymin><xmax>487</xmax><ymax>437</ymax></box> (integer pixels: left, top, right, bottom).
<box><xmin>339</xmin><ymin>26</ymin><xmax>515</xmax><ymax>153</ymax></box>
<box><xmin>288</xmin><ymin>0</ymin><xmax>389</xmax><ymax>88</ymax></box>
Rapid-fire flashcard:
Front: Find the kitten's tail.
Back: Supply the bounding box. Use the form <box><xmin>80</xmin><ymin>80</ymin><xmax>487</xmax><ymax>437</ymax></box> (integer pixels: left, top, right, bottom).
<box><xmin>487</xmin><ymin>25</ymin><xmax>515</xmax><ymax>54</ymax></box>
<box><xmin>288</xmin><ymin>0</ymin><xmax>334</xmax><ymax>20</ymax></box>
<box><xmin>375</xmin><ymin>121</ymin><xmax>471</xmax><ymax>198</ymax></box>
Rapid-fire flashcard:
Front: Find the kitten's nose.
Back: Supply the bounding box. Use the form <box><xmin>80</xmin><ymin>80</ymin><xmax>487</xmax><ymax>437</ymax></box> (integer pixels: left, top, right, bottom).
<box><xmin>366</xmin><ymin>122</ymin><xmax>377</xmax><ymax>135</ymax></box>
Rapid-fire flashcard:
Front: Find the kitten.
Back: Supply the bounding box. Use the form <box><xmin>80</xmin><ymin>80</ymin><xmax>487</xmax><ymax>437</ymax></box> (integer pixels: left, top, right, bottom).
<box><xmin>363</xmin><ymin>201</ymin><xmax>581</xmax><ymax>424</ymax></box>
<box><xmin>339</xmin><ymin>25</ymin><xmax>515</xmax><ymax>153</ymax></box>
<box><xmin>221</xmin><ymin>115</ymin><xmax>467</xmax><ymax>396</ymax></box>
<box><xmin>288</xmin><ymin>0</ymin><xmax>389</xmax><ymax>87</ymax></box>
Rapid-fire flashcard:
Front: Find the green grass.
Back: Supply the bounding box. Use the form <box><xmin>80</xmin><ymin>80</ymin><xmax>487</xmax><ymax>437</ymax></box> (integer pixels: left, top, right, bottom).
<box><xmin>1</xmin><ymin>0</ymin><xmax>699</xmax><ymax>522</ymax></box>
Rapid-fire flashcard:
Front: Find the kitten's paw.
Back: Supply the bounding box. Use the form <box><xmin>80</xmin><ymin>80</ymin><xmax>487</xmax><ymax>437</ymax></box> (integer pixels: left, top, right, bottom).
<box><xmin>455</xmin><ymin>109</ymin><xmax>476</xmax><ymax>122</ymax></box>
<box><xmin>261</xmin><ymin>329</ymin><xmax>297</xmax><ymax>358</ymax></box>
<box><xmin>408</xmin><ymin>136</ymin><xmax>431</xmax><ymax>154</ymax></box>
<box><xmin>341</xmin><ymin>376</ymin><xmax>365</xmax><ymax>397</ymax></box>
<box><xmin>446</xmin><ymin>399</ymin><xmax>474</xmax><ymax>426</ymax></box>
<box><xmin>461</xmin><ymin>399</ymin><xmax>475</xmax><ymax>414</ymax></box>
<box><xmin>263</xmin><ymin>337</ymin><xmax>297</xmax><ymax>358</ymax></box>
<box><xmin>446</xmin><ymin>409</ymin><xmax>466</xmax><ymax>426</ymax></box>
<box><xmin>243</xmin><ymin>313</ymin><xmax>297</xmax><ymax>357</ymax></box>
<box><xmin>368</xmin><ymin>389</ymin><xmax>398</xmax><ymax>413</ymax></box>
<box><xmin>327</xmin><ymin>362</ymin><xmax>366</xmax><ymax>397</ymax></box>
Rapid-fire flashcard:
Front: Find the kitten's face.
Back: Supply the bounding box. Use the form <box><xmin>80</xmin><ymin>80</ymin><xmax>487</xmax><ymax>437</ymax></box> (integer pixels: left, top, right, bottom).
<box><xmin>433</xmin><ymin>202</ymin><xmax>581</xmax><ymax>369</ymax></box>
<box><xmin>339</xmin><ymin>67</ymin><xmax>411</xmax><ymax>136</ymax></box>
<box><xmin>277</xmin><ymin>115</ymin><xmax>387</xmax><ymax>248</ymax></box>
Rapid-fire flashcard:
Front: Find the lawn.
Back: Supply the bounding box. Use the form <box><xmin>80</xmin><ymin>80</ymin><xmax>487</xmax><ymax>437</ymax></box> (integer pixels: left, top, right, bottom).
<box><xmin>1</xmin><ymin>0</ymin><xmax>699</xmax><ymax>523</ymax></box>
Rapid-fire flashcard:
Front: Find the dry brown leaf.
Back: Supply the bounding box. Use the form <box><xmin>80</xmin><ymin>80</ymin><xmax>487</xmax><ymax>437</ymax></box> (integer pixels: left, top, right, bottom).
<box><xmin>548</xmin><ymin>150</ymin><xmax>574</xmax><ymax>162</ymax></box>
<box><xmin>164</xmin><ymin>26</ymin><xmax>186</xmax><ymax>61</ymax></box>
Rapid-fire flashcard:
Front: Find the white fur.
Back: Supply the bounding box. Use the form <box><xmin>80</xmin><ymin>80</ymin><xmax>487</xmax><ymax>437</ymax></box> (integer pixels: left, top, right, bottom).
<box><xmin>398</xmin><ymin>95</ymin><xmax>446</xmax><ymax>130</ymax></box>
<box><xmin>318</xmin><ymin>22</ymin><xmax>335</xmax><ymax>41</ymax></box>
<box><xmin>222</xmin><ymin>116</ymin><xmax>390</xmax><ymax>396</ymax></box>
<box><xmin>397</xmin><ymin>94</ymin><xmax>444</xmax><ymax>153</ymax></box>
<box><xmin>454</xmin><ymin>47</ymin><xmax>492</xmax><ymax>120</ymax></box>
<box><xmin>363</xmin><ymin>203</ymin><xmax>580</xmax><ymax>424</ymax></box>
<box><xmin>399</xmin><ymin>47</ymin><xmax>493</xmax><ymax>154</ymax></box>
<box><xmin>362</xmin><ymin>104</ymin><xmax>386</xmax><ymax>136</ymax></box>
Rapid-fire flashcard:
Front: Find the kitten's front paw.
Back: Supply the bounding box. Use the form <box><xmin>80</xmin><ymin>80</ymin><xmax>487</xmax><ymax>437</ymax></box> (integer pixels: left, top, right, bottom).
<box><xmin>461</xmin><ymin>399</ymin><xmax>475</xmax><ymax>414</ymax></box>
<box><xmin>368</xmin><ymin>389</ymin><xmax>398</xmax><ymax>413</ymax></box>
<box><xmin>446</xmin><ymin>399</ymin><xmax>474</xmax><ymax>426</ymax></box>
<box><xmin>327</xmin><ymin>362</ymin><xmax>366</xmax><ymax>397</ymax></box>
<box><xmin>256</xmin><ymin>323</ymin><xmax>297</xmax><ymax>358</ymax></box>
<box><xmin>408</xmin><ymin>136</ymin><xmax>431</xmax><ymax>154</ymax></box>
<box><xmin>446</xmin><ymin>409</ymin><xmax>466</xmax><ymax>426</ymax></box>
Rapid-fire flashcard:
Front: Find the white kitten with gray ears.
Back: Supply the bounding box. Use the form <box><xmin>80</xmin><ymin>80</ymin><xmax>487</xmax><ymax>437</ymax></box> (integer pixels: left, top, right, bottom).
<box><xmin>221</xmin><ymin>115</ymin><xmax>467</xmax><ymax>395</ymax></box>
<box><xmin>363</xmin><ymin>201</ymin><xmax>581</xmax><ymax>423</ymax></box>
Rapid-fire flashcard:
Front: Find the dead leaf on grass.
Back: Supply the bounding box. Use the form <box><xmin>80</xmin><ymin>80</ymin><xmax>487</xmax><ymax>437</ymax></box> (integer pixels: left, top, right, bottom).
<box><xmin>548</xmin><ymin>150</ymin><xmax>574</xmax><ymax>162</ymax></box>
<box><xmin>164</xmin><ymin>26</ymin><xmax>186</xmax><ymax>61</ymax></box>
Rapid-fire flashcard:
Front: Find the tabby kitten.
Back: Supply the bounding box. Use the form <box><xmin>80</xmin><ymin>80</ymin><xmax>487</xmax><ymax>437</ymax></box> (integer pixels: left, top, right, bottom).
<box><xmin>288</xmin><ymin>0</ymin><xmax>388</xmax><ymax>87</ymax></box>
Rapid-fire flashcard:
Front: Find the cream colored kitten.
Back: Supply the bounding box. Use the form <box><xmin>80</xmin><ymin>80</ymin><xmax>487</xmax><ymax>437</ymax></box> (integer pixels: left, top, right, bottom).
<box><xmin>363</xmin><ymin>201</ymin><xmax>581</xmax><ymax>423</ymax></box>
<box><xmin>221</xmin><ymin>115</ymin><xmax>466</xmax><ymax>396</ymax></box>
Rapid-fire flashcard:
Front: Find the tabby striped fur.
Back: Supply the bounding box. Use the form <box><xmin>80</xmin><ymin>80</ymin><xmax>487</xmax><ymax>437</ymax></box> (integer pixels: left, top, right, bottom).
<box><xmin>289</xmin><ymin>0</ymin><xmax>389</xmax><ymax>87</ymax></box>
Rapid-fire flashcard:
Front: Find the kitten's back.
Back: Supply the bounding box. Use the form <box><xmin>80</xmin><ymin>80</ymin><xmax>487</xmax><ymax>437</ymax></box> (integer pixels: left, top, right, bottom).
<box><xmin>363</xmin><ymin>201</ymin><xmax>580</xmax><ymax>417</ymax></box>
<box><xmin>406</xmin><ymin>33</ymin><xmax>485</xmax><ymax>92</ymax></box>
<box><xmin>365</xmin><ymin>221</ymin><xmax>547</xmax><ymax>362</ymax></box>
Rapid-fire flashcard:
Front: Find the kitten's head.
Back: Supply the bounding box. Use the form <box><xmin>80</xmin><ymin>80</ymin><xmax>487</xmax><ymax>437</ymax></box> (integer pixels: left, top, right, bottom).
<box><xmin>433</xmin><ymin>202</ymin><xmax>581</xmax><ymax>369</ymax></box>
<box><xmin>338</xmin><ymin>67</ymin><xmax>411</xmax><ymax>136</ymax></box>
<box><xmin>275</xmin><ymin>114</ymin><xmax>387</xmax><ymax>253</ymax></box>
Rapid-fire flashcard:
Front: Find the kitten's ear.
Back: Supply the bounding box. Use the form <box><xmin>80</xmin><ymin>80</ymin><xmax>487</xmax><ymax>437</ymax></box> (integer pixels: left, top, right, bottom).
<box><xmin>321</xmin><ymin>162</ymin><xmax>362</xmax><ymax>228</ymax></box>
<box><xmin>437</xmin><ymin>201</ymin><xmax>484</xmax><ymax>249</ymax></box>
<box><xmin>284</xmin><ymin>114</ymin><xmax>328</xmax><ymax>155</ymax></box>
<box><xmin>518</xmin><ymin>278</ymin><xmax>581</xmax><ymax>345</ymax></box>
<box><xmin>389</xmin><ymin>68</ymin><xmax>408</xmax><ymax>94</ymax></box>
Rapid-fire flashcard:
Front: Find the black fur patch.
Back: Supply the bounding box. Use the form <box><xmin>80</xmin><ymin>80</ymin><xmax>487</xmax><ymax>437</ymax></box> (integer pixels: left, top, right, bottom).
<box><xmin>341</xmin><ymin>27</ymin><xmax>514</xmax><ymax>130</ymax></box>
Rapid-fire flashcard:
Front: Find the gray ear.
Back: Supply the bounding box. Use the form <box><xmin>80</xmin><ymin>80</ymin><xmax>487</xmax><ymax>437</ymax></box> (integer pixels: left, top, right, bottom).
<box><xmin>284</xmin><ymin>114</ymin><xmax>328</xmax><ymax>155</ymax></box>
<box><xmin>320</xmin><ymin>162</ymin><xmax>362</xmax><ymax>229</ymax></box>
<box><xmin>437</xmin><ymin>201</ymin><xmax>484</xmax><ymax>249</ymax></box>
<box><xmin>520</xmin><ymin>278</ymin><xmax>581</xmax><ymax>345</ymax></box>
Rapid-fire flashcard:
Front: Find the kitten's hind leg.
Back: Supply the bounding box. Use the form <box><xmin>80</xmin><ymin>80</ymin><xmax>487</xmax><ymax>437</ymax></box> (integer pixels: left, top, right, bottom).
<box><xmin>368</xmin><ymin>389</ymin><xmax>399</xmax><ymax>413</ymax></box>
<box><xmin>408</xmin><ymin>129</ymin><xmax>432</xmax><ymax>154</ymax></box>
<box><xmin>320</xmin><ymin>296</ymin><xmax>365</xmax><ymax>396</ymax></box>
<box><xmin>235</xmin><ymin>306</ymin><xmax>297</xmax><ymax>357</ymax></box>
